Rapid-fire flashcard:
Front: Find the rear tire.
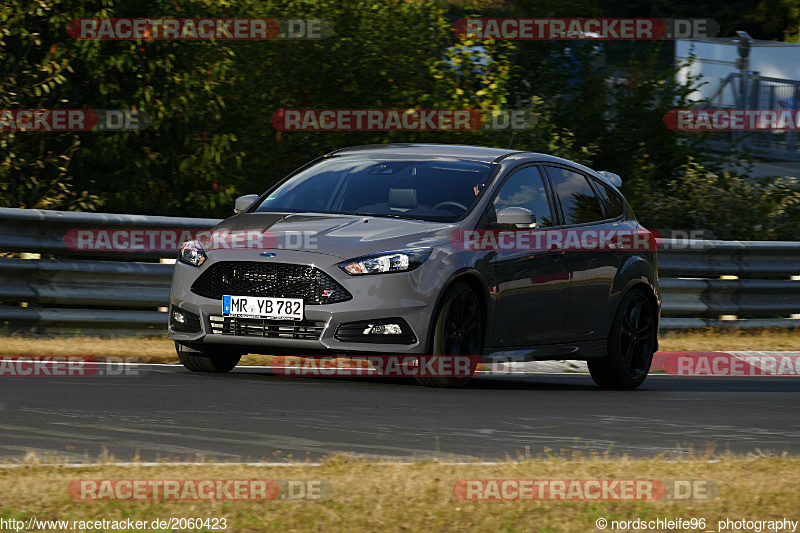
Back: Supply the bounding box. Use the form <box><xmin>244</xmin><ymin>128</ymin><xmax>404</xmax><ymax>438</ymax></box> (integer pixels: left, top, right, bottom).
<box><xmin>415</xmin><ymin>282</ymin><xmax>482</xmax><ymax>388</ymax></box>
<box><xmin>175</xmin><ymin>342</ymin><xmax>242</xmax><ymax>373</ymax></box>
<box><xmin>588</xmin><ymin>290</ymin><xmax>655</xmax><ymax>390</ymax></box>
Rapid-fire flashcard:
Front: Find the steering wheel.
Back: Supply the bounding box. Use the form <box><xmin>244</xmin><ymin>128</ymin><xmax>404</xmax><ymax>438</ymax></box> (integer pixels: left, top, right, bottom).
<box><xmin>432</xmin><ymin>201</ymin><xmax>468</xmax><ymax>213</ymax></box>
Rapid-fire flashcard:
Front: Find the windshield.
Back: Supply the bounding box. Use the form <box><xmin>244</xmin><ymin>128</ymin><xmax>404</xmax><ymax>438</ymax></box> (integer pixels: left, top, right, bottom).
<box><xmin>253</xmin><ymin>156</ymin><xmax>496</xmax><ymax>222</ymax></box>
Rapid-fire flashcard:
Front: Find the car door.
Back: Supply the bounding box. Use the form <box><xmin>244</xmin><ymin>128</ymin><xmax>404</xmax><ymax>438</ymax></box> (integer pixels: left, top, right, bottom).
<box><xmin>544</xmin><ymin>165</ymin><xmax>622</xmax><ymax>342</ymax></box>
<box><xmin>488</xmin><ymin>165</ymin><xmax>571</xmax><ymax>346</ymax></box>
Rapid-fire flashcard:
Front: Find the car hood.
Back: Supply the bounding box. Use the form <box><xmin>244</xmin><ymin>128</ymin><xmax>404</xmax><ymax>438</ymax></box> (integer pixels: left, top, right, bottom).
<box><xmin>210</xmin><ymin>212</ymin><xmax>457</xmax><ymax>260</ymax></box>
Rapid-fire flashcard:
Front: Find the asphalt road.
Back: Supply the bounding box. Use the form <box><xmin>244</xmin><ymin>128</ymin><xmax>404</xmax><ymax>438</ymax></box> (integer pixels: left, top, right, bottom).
<box><xmin>1</xmin><ymin>364</ymin><xmax>798</xmax><ymax>462</ymax></box>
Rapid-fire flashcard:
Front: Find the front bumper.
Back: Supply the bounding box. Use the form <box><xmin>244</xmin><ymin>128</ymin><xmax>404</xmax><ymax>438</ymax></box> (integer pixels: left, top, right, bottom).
<box><xmin>168</xmin><ymin>249</ymin><xmax>441</xmax><ymax>354</ymax></box>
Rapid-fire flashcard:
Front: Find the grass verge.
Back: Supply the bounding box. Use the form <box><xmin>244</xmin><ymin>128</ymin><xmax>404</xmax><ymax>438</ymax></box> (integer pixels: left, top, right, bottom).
<box><xmin>0</xmin><ymin>329</ymin><xmax>797</xmax><ymax>365</ymax></box>
<box><xmin>0</xmin><ymin>455</ymin><xmax>796</xmax><ymax>532</ymax></box>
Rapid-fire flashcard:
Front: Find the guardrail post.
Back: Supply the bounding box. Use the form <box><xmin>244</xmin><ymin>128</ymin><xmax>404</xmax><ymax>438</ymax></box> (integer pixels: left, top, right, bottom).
<box><xmin>158</xmin><ymin>257</ymin><xmax>177</xmax><ymax>313</ymax></box>
<box><xmin>719</xmin><ymin>275</ymin><xmax>738</xmax><ymax>321</ymax></box>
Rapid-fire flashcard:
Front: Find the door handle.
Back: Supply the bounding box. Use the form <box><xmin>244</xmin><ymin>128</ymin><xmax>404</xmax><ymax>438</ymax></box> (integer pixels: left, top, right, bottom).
<box><xmin>548</xmin><ymin>248</ymin><xmax>565</xmax><ymax>259</ymax></box>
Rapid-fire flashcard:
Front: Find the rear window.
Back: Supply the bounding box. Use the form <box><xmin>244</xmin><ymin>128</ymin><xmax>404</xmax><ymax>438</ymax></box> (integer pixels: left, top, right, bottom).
<box><xmin>545</xmin><ymin>166</ymin><xmax>605</xmax><ymax>225</ymax></box>
<box><xmin>595</xmin><ymin>181</ymin><xmax>624</xmax><ymax>219</ymax></box>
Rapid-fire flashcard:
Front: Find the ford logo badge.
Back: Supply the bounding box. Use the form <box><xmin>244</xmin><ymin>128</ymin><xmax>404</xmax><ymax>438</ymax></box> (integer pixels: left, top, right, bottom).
<box><xmin>260</xmin><ymin>252</ymin><xmax>277</xmax><ymax>257</ymax></box>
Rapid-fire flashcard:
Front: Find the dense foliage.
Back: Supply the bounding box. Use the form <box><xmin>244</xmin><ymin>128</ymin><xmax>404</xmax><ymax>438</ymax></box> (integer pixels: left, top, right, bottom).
<box><xmin>1</xmin><ymin>0</ymin><xmax>799</xmax><ymax>240</ymax></box>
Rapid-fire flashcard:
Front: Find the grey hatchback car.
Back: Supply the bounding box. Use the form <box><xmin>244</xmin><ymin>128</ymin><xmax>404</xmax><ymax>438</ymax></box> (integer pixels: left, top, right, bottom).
<box><xmin>168</xmin><ymin>144</ymin><xmax>660</xmax><ymax>389</ymax></box>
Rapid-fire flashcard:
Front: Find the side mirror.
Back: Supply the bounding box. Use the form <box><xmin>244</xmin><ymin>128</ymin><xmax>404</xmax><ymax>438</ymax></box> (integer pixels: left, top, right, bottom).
<box><xmin>234</xmin><ymin>194</ymin><xmax>259</xmax><ymax>214</ymax></box>
<box><xmin>493</xmin><ymin>207</ymin><xmax>536</xmax><ymax>228</ymax></box>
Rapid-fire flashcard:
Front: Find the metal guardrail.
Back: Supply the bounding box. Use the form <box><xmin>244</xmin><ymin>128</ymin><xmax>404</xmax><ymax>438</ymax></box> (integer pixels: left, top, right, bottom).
<box><xmin>658</xmin><ymin>240</ymin><xmax>800</xmax><ymax>329</ymax></box>
<box><xmin>0</xmin><ymin>207</ymin><xmax>220</xmax><ymax>258</ymax></box>
<box><xmin>0</xmin><ymin>207</ymin><xmax>798</xmax><ymax>335</ymax></box>
<box><xmin>0</xmin><ymin>207</ymin><xmax>220</xmax><ymax>335</ymax></box>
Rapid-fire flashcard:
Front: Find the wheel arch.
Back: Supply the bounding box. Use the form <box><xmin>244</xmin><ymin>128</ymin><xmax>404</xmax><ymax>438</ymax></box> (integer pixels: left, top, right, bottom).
<box><xmin>424</xmin><ymin>268</ymin><xmax>491</xmax><ymax>353</ymax></box>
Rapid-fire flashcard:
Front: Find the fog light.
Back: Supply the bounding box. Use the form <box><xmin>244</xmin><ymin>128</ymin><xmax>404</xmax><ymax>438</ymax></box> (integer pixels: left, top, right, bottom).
<box><xmin>172</xmin><ymin>311</ymin><xmax>186</xmax><ymax>324</ymax></box>
<box><xmin>362</xmin><ymin>323</ymin><xmax>403</xmax><ymax>335</ymax></box>
<box><xmin>335</xmin><ymin>318</ymin><xmax>415</xmax><ymax>344</ymax></box>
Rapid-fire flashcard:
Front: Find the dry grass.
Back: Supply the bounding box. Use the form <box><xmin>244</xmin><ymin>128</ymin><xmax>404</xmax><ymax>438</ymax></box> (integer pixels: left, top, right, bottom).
<box><xmin>0</xmin><ymin>455</ymin><xmax>796</xmax><ymax>532</ymax></box>
<box><xmin>657</xmin><ymin>329</ymin><xmax>800</xmax><ymax>351</ymax></box>
<box><xmin>0</xmin><ymin>337</ymin><xmax>177</xmax><ymax>361</ymax></box>
<box><xmin>0</xmin><ymin>337</ymin><xmax>274</xmax><ymax>365</ymax></box>
<box><xmin>0</xmin><ymin>330</ymin><xmax>796</xmax><ymax>365</ymax></box>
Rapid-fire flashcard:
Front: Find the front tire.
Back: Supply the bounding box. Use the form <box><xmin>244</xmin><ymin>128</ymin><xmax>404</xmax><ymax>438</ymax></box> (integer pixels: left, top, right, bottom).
<box><xmin>176</xmin><ymin>342</ymin><xmax>242</xmax><ymax>373</ymax></box>
<box><xmin>415</xmin><ymin>282</ymin><xmax>482</xmax><ymax>388</ymax></box>
<box><xmin>588</xmin><ymin>290</ymin><xmax>655</xmax><ymax>390</ymax></box>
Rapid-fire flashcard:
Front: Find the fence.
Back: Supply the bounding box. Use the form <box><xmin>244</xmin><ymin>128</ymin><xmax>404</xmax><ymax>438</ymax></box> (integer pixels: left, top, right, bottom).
<box><xmin>0</xmin><ymin>207</ymin><xmax>798</xmax><ymax>335</ymax></box>
<box><xmin>703</xmin><ymin>72</ymin><xmax>800</xmax><ymax>161</ymax></box>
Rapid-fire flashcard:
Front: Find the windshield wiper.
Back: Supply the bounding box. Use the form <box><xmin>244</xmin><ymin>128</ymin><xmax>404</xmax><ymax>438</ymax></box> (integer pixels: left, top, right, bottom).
<box><xmin>349</xmin><ymin>212</ymin><xmax>425</xmax><ymax>221</ymax></box>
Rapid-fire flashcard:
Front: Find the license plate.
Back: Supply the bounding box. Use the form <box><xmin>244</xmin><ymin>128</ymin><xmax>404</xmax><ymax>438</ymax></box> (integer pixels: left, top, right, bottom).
<box><xmin>222</xmin><ymin>295</ymin><xmax>304</xmax><ymax>320</ymax></box>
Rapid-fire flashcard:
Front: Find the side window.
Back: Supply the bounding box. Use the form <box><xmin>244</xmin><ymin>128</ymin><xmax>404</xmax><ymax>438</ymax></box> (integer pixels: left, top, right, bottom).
<box><xmin>492</xmin><ymin>166</ymin><xmax>555</xmax><ymax>227</ymax></box>
<box><xmin>595</xmin><ymin>181</ymin><xmax>624</xmax><ymax>219</ymax></box>
<box><xmin>546</xmin><ymin>166</ymin><xmax>604</xmax><ymax>225</ymax></box>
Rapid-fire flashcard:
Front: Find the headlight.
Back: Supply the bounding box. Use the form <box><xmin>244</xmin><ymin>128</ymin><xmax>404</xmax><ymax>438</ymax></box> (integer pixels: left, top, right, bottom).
<box><xmin>178</xmin><ymin>240</ymin><xmax>207</xmax><ymax>267</ymax></box>
<box><xmin>339</xmin><ymin>248</ymin><xmax>432</xmax><ymax>275</ymax></box>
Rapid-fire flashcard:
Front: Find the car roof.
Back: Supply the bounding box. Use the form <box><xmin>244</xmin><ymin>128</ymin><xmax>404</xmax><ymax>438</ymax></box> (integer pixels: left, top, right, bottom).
<box><xmin>328</xmin><ymin>144</ymin><xmax>620</xmax><ymax>190</ymax></box>
<box><xmin>329</xmin><ymin>143</ymin><xmax>521</xmax><ymax>163</ymax></box>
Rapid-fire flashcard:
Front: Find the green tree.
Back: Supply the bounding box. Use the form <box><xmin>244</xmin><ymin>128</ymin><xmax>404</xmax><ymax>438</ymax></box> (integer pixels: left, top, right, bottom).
<box><xmin>0</xmin><ymin>0</ymin><xmax>99</xmax><ymax>209</ymax></box>
<box><xmin>1</xmin><ymin>0</ymin><xmax>243</xmax><ymax>214</ymax></box>
<box><xmin>641</xmin><ymin>158</ymin><xmax>800</xmax><ymax>240</ymax></box>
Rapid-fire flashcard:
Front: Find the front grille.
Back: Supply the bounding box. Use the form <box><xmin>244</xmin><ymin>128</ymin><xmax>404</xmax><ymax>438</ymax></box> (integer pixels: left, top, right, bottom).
<box><xmin>209</xmin><ymin>315</ymin><xmax>326</xmax><ymax>340</ymax></box>
<box><xmin>190</xmin><ymin>261</ymin><xmax>351</xmax><ymax>304</ymax></box>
